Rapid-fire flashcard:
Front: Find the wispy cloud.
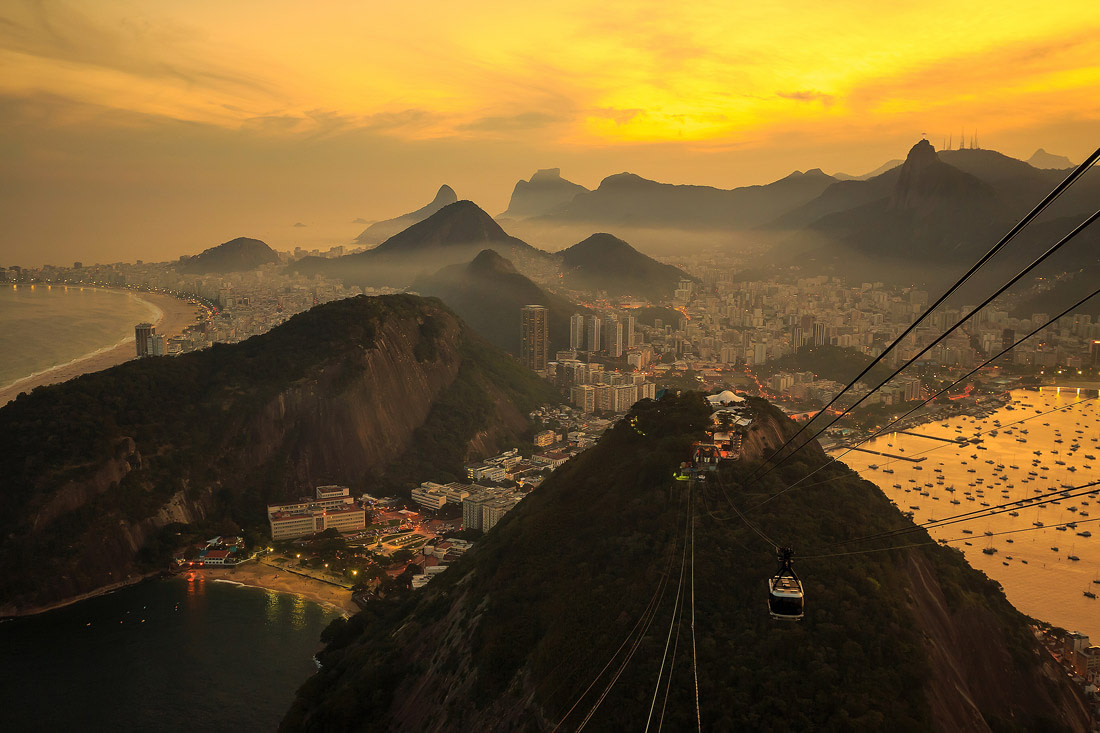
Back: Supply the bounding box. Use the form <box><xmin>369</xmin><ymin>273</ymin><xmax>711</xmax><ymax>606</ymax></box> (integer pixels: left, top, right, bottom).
<box><xmin>777</xmin><ymin>90</ymin><xmax>836</xmax><ymax>106</ymax></box>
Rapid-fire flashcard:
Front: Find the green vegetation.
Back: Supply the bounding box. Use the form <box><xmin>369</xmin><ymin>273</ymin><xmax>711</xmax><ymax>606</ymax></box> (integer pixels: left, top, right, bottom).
<box><xmin>282</xmin><ymin>393</ymin><xmax>1073</xmax><ymax>731</ymax></box>
<box><xmin>0</xmin><ymin>294</ymin><xmax>552</xmax><ymax>611</ymax></box>
<box><xmin>179</xmin><ymin>236</ymin><xmax>280</xmax><ymax>274</ymax></box>
<box><xmin>761</xmin><ymin>343</ymin><xmax>893</xmax><ymax>386</ymax></box>
<box><xmin>381</xmin><ymin>328</ymin><xmax>558</xmax><ymax>488</ymax></box>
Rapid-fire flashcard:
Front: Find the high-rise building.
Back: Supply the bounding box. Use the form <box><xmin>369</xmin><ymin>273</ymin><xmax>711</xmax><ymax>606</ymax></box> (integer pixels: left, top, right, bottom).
<box><xmin>521</xmin><ymin>305</ymin><xmax>549</xmax><ymax>371</ymax></box>
<box><xmin>604</xmin><ymin>318</ymin><xmax>623</xmax><ymax>357</ymax></box>
<box><xmin>570</xmin><ymin>313</ymin><xmax>585</xmax><ymax>350</ymax></box>
<box><xmin>625</xmin><ymin>314</ymin><xmax>637</xmax><ymax>348</ymax></box>
<box><xmin>571</xmin><ymin>384</ymin><xmax>596</xmax><ymax>413</ymax></box>
<box><xmin>587</xmin><ymin>315</ymin><xmax>602</xmax><ymax>352</ymax></box>
<box><xmin>135</xmin><ymin>322</ymin><xmax>154</xmax><ymax>357</ymax></box>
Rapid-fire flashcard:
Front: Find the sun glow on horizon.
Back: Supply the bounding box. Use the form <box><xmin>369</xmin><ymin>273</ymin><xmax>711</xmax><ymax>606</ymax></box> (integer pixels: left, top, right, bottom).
<box><xmin>2</xmin><ymin>0</ymin><xmax>1098</xmax><ymax>148</ymax></box>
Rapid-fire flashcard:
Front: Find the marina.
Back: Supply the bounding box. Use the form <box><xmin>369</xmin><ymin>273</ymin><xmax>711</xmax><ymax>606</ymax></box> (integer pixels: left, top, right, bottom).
<box><xmin>837</xmin><ymin>387</ymin><xmax>1100</xmax><ymax>640</ymax></box>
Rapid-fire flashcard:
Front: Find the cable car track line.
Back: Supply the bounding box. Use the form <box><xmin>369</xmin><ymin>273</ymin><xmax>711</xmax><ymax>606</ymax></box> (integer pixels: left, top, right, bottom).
<box><xmin>801</xmin><ymin>515</ymin><xmax>1100</xmax><ymax>560</ymax></box>
<box><xmin>556</xmin><ymin>490</ymin><xmax>686</xmax><ymax>732</ymax></box>
<box><xmin>642</xmin><ymin>490</ymin><xmax>686</xmax><ymax>730</ymax></box>
<box><xmin>689</xmin><ymin>487</ymin><xmax>701</xmax><ymax>732</ymax></box>
<box><xmin>749</xmin><ymin>285</ymin><xmax>1100</xmax><ymax>511</ymax></box>
<box><xmin>822</xmin><ymin>479</ymin><xmax>1100</xmax><ymax>550</ymax></box>
<box><xmin>745</xmin><ymin>209</ymin><xmax>1100</xmax><ymax>492</ymax></box>
<box><xmin>742</xmin><ymin>149</ymin><xmax>1100</xmax><ymax>484</ymax></box>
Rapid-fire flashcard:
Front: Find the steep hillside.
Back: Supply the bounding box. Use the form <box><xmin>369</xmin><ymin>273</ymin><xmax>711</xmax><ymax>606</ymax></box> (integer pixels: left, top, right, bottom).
<box><xmin>498</xmin><ymin>168</ymin><xmax>588</xmax><ymax>219</ymax></box>
<box><xmin>413</xmin><ymin>250</ymin><xmax>583</xmax><ymax>355</ymax></box>
<box><xmin>784</xmin><ymin>141</ymin><xmax>1003</xmax><ymax>278</ymax></box>
<box><xmin>765</xmin><ymin>142</ymin><xmax>1099</xmax><ymax>285</ymax></box>
<box><xmin>282</xmin><ymin>394</ymin><xmax>1090</xmax><ymax>732</ymax></box>
<box><xmin>538</xmin><ymin>169</ymin><xmax>835</xmax><ymax>230</ymax></box>
<box><xmin>767</xmin><ymin>166</ymin><xmax>900</xmax><ymax>229</ymax></box>
<box><xmin>293</xmin><ymin>201</ymin><xmax>552</xmax><ymax>288</ymax></box>
<box><xmin>0</xmin><ymin>295</ymin><xmax>555</xmax><ymax>615</ymax></box>
<box><xmin>179</xmin><ymin>236</ymin><xmax>280</xmax><ymax>274</ymax></box>
<box><xmin>355</xmin><ymin>185</ymin><xmax>458</xmax><ymax>244</ymax></box>
<box><xmin>558</xmin><ymin>233</ymin><xmax>693</xmax><ymax>299</ymax></box>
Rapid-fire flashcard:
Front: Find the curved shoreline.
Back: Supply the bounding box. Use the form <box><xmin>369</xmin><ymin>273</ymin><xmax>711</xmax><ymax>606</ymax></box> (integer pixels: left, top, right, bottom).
<box><xmin>0</xmin><ymin>288</ymin><xmax>198</xmax><ymax>406</ymax></box>
<box><xmin>183</xmin><ymin>563</ymin><xmax>358</xmax><ymax>615</ymax></box>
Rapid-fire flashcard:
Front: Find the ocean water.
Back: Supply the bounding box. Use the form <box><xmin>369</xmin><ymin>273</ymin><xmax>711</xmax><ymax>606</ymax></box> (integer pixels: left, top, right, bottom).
<box><xmin>0</xmin><ymin>284</ymin><xmax>160</xmax><ymax>390</ymax></box>
<box><xmin>838</xmin><ymin>388</ymin><xmax>1100</xmax><ymax>640</ymax></box>
<box><xmin>0</xmin><ymin>577</ymin><xmax>339</xmax><ymax>732</ymax></box>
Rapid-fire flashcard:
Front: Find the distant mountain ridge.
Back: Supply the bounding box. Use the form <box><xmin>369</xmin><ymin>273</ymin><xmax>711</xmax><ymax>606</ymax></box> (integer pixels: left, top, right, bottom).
<box><xmin>832</xmin><ymin>159</ymin><xmax>903</xmax><ymax>181</ymax></box>
<box><xmin>1028</xmin><ymin>148</ymin><xmax>1073</xmax><ymax>169</ymax></box>
<box><xmin>499</xmin><ymin>168</ymin><xmax>588</xmax><ymax>219</ymax></box>
<box><xmin>355</xmin><ymin>185</ymin><xmax>458</xmax><ymax>244</ymax></box>
<box><xmin>535</xmin><ymin>168</ymin><xmax>836</xmax><ymax>230</ymax></box>
<box><xmin>179</xmin><ymin>237</ymin><xmax>279</xmax><ymax>274</ymax></box>
<box><xmin>292</xmin><ymin>201</ymin><xmax>552</xmax><ymax>288</ymax></box>
<box><xmin>762</xmin><ymin>140</ymin><xmax>1100</xmax><ymax>284</ymax></box>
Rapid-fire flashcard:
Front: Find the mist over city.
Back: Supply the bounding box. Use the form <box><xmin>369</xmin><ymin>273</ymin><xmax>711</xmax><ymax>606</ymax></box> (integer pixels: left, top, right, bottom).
<box><xmin>1</xmin><ymin>2</ymin><xmax>1099</xmax><ymax>731</ymax></box>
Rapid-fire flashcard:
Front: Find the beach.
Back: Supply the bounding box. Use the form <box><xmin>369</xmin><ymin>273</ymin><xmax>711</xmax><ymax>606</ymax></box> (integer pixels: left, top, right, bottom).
<box><xmin>0</xmin><ymin>290</ymin><xmax>200</xmax><ymax>407</ymax></box>
<box><xmin>188</xmin><ymin>561</ymin><xmax>358</xmax><ymax>615</ymax></box>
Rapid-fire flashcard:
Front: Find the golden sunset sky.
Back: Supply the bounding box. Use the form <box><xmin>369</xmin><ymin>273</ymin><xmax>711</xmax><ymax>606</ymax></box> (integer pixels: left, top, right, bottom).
<box><xmin>2</xmin><ymin>0</ymin><xmax>1098</xmax><ymax>264</ymax></box>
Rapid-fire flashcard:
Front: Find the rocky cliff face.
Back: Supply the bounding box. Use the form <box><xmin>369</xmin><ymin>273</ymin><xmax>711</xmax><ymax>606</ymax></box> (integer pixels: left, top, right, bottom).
<box><xmin>0</xmin><ymin>295</ymin><xmax>550</xmax><ymax>615</ymax></box>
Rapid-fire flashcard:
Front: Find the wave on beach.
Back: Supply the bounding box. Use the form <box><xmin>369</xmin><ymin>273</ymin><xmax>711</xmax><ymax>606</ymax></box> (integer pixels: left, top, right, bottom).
<box><xmin>0</xmin><ymin>288</ymin><xmax>177</xmax><ymax>403</ymax></box>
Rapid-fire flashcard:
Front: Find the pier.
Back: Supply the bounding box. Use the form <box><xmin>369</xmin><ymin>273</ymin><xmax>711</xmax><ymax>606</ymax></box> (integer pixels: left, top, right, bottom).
<box><xmin>844</xmin><ymin>446</ymin><xmax>927</xmax><ymax>462</ymax></box>
<box><xmin>894</xmin><ymin>430</ymin><xmax>969</xmax><ymax>445</ymax></box>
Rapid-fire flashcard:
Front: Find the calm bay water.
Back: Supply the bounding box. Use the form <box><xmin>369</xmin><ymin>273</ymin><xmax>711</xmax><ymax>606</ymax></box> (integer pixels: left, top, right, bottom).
<box><xmin>839</xmin><ymin>388</ymin><xmax>1100</xmax><ymax>640</ymax></box>
<box><xmin>0</xmin><ymin>577</ymin><xmax>338</xmax><ymax>732</ymax></box>
<box><xmin>0</xmin><ymin>284</ymin><xmax>159</xmax><ymax>389</ymax></box>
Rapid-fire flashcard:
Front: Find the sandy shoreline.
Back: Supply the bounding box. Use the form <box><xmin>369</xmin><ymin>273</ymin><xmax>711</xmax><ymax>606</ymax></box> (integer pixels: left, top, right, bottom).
<box><xmin>189</xmin><ymin>561</ymin><xmax>358</xmax><ymax>615</ymax></box>
<box><xmin>0</xmin><ymin>290</ymin><xmax>201</xmax><ymax>407</ymax></box>
<box><xmin>2</xmin><ymin>560</ymin><xmax>357</xmax><ymax>619</ymax></box>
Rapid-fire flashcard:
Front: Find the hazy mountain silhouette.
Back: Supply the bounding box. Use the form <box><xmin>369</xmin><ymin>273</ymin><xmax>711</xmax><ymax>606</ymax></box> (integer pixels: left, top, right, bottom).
<box><xmin>776</xmin><ymin>144</ymin><xmax>1096</xmax><ymax>236</ymax></box>
<box><xmin>558</xmin><ymin>233</ymin><xmax>693</xmax><ymax>298</ymax></box>
<box><xmin>292</xmin><ymin>200</ymin><xmax>551</xmax><ymax>287</ymax></box>
<box><xmin>499</xmin><ymin>168</ymin><xmax>588</xmax><ymax>219</ymax></box>
<box><xmin>768</xmin><ymin>167</ymin><xmax>901</xmax><ymax>229</ymax></box>
<box><xmin>832</xmin><ymin>159</ymin><xmax>903</xmax><ymax>181</ymax></box>
<box><xmin>354</xmin><ymin>185</ymin><xmax>458</xmax><ymax>244</ymax></box>
<box><xmin>414</xmin><ymin>249</ymin><xmax>583</xmax><ymax>354</ymax></box>
<box><xmin>537</xmin><ymin>169</ymin><xmax>835</xmax><ymax>229</ymax></box>
<box><xmin>768</xmin><ymin>140</ymin><xmax>1100</xmax><ymax>284</ymax></box>
<box><xmin>178</xmin><ymin>236</ymin><xmax>279</xmax><ymax>274</ymax></box>
<box><xmin>1027</xmin><ymin>148</ymin><xmax>1073</xmax><ymax>169</ymax></box>
<box><xmin>786</xmin><ymin>140</ymin><xmax>1002</xmax><ymax>276</ymax></box>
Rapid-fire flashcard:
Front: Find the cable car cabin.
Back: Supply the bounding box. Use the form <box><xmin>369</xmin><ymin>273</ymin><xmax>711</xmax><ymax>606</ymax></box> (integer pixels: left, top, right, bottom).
<box><xmin>690</xmin><ymin>442</ymin><xmax>720</xmax><ymax>471</ymax></box>
<box><xmin>768</xmin><ymin>547</ymin><xmax>805</xmax><ymax>621</ymax></box>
